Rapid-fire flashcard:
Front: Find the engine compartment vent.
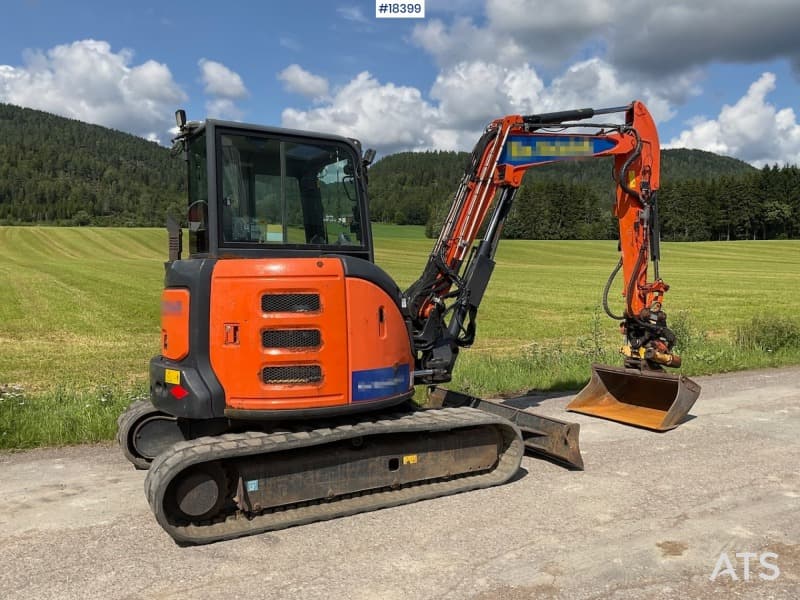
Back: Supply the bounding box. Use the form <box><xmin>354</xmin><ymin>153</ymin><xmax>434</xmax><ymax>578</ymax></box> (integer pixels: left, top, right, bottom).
<box><xmin>261</xmin><ymin>365</ymin><xmax>322</xmax><ymax>384</ymax></box>
<box><xmin>261</xmin><ymin>293</ymin><xmax>320</xmax><ymax>313</ymax></box>
<box><xmin>262</xmin><ymin>329</ymin><xmax>322</xmax><ymax>350</ymax></box>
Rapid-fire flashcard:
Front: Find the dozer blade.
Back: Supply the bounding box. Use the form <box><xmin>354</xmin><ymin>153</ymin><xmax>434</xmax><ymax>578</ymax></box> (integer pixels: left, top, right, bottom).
<box><xmin>566</xmin><ymin>363</ymin><xmax>701</xmax><ymax>431</ymax></box>
<box><xmin>428</xmin><ymin>386</ymin><xmax>583</xmax><ymax>469</ymax></box>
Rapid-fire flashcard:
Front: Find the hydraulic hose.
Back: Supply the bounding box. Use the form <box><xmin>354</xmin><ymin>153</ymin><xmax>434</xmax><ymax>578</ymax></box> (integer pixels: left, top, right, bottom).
<box><xmin>613</xmin><ymin>126</ymin><xmax>649</xmax><ymax>318</ymax></box>
<box><xmin>602</xmin><ymin>258</ymin><xmax>625</xmax><ymax>320</ymax></box>
<box><xmin>625</xmin><ymin>241</ymin><xmax>648</xmax><ymax>317</ymax></box>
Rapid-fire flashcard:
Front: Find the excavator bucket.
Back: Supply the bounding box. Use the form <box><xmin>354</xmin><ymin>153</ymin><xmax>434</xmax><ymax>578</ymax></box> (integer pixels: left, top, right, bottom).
<box><xmin>567</xmin><ymin>364</ymin><xmax>700</xmax><ymax>431</ymax></box>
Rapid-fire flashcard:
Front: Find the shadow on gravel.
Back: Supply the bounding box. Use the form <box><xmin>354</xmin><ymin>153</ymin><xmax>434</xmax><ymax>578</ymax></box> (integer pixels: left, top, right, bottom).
<box><xmin>507</xmin><ymin>466</ymin><xmax>529</xmax><ymax>484</ymax></box>
<box><xmin>501</xmin><ymin>391</ymin><xmax>574</xmax><ymax>410</ymax></box>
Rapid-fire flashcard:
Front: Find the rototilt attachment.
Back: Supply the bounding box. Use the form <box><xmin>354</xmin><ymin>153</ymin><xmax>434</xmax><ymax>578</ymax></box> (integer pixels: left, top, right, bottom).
<box><xmin>567</xmin><ymin>364</ymin><xmax>701</xmax><ymax>431</ymax></box>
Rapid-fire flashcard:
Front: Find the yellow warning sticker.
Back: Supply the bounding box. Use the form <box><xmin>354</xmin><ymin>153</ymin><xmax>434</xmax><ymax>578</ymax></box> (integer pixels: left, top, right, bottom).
<box><xmin>403</xmin><ymin>454</ymin><xmax>418</xmax><ymax>465</ymax></box>
<box><xmin>165</xmin><ymin>368</ymin><xmax>181</xmax><ymax>385</ymax></box>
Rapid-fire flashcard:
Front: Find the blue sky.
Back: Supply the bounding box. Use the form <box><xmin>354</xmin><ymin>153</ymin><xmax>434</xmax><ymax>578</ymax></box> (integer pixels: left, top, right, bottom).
<box><xmin>2</xmin><ymin>0</ymin><xmax>800</xmax><ymax>166</ymax></box>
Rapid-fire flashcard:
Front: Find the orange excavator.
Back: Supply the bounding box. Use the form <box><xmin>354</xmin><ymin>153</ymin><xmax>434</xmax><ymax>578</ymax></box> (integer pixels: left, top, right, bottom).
<box><xmin>118</xmin><ymin>101</ymin><xmax>700</xmax><ymax>544</ymax></box>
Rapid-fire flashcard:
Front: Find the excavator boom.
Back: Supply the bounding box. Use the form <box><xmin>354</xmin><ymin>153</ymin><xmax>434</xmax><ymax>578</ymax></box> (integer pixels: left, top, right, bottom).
<box><xmin>405</xmin><ymin>101</ymin><xmax>700</xmax><ymax>428</ymax></box>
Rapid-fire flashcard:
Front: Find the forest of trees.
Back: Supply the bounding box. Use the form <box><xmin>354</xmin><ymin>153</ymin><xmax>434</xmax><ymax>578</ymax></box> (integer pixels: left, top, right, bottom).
<box><xmin>0</xmin><ymin>103</ymin><xmax>184</xmax><ymax>226</ymax></box>
<box><xmin>2</xmin><ymin>102</ymin><xmax>799</xmax><ymax>241</ymax></box>
<box><xmin>370</xmin><ymin>149</ymin><xmax>800</xmax><ymax>241</ymax></box>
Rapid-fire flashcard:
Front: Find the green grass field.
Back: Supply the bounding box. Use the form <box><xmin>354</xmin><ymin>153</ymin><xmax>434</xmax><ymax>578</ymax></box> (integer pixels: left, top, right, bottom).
<box><xmin>2</xmin><ymin>224</ymin><xmax>799</xmax><ymax>448</ymax></box>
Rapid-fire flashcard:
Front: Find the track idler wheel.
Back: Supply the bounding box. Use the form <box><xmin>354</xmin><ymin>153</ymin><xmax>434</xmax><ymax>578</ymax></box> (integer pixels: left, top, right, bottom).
<box><xmin>165</xmin><ymin>462</ymin><xmax>228</xmax><ymax>522</ymax></box>
<box><xmin>117</xmin><ymin>400</ymin><xmax>186</xmax><ymax>469</ymax></box>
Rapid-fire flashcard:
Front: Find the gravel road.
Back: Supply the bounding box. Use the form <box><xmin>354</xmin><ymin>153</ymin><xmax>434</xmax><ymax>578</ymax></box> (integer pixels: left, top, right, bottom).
<box><xmin>1</xmin><ymin>367</ymin><xmax>798</xmax><ymax>599</ymax></box>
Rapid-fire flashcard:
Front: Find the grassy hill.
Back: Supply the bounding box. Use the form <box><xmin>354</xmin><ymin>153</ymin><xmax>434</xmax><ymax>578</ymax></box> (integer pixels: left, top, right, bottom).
<box><xmin>5</xmin><ymin>102</ymin><xmax>792</xmax><ymax>244</ymax></box>
<box><xmin>369</xmin><ymin>147</ymin><xmax>755</xmax><ymax>192</ymax></box>
<box><xmin>0</xmin><ymin>103</ymin><xmax>183</xmax><ymax>225</ymax></box>
<box><xmin>362</xmin><ymin>144</ymin><xmax>798</xmax><ymax>242</ymax></box>
<box><xmin>1</xmin><ymin>226</ymin><xmax>799</xmax><ymax>449</ymax></box>
<box><xmin>366</xmin><ymin>148</ymin><xmax>757</xmax><ymax>229</ymax></box>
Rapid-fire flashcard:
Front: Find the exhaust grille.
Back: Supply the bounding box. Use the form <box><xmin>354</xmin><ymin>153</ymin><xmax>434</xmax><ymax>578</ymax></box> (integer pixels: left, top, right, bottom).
<box><xmin>261</xmin><ymin>293</ymin><xmax>320</xmax><ymax>313</ymax></box>
<box><xmin>262</xmin><ymin>329</ymin><xmax>321</xmax><ymax>350</ymax></box>
<box><xmin>261</xmin><ymin>365</ymin><xmax>322</xmax><ymax>385</ymax></box>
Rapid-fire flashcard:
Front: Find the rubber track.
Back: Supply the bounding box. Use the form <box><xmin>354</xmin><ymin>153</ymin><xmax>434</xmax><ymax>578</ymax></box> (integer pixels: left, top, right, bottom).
<box><xmin>145</xmin><ymin>407</ymin><xmax>523</xmax><ymax>545</ymax></box>
<box><xmin>117</xmin><ymin>399</ymin><xmax>162</xmax><ymax>470</ymax></box>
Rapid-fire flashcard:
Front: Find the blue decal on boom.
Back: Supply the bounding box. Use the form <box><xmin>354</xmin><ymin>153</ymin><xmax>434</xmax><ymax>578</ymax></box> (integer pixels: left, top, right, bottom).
<box><xmin>352</xmin><ymin>364</ymin><xmax>411</xmax><ymax>402</ymax></box>
<box><xmin>499</xmin><ymin>135</ymin><xmax>618</xmax><ymax>166</ymax></box>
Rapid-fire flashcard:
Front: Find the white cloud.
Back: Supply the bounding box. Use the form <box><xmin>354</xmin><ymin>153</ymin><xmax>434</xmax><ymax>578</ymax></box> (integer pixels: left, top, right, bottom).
<box><xmin>412</xmin><ymin>18</ymin><xmax>526</xmax><ymax>69</ymax></box>
<box><xmin>486</xmin><ymin>0</ymin><xmax>612</xmax><ymax>65</ymax></box>
<box><xmin>278</xmin><ymin>64</ymin><xmax>330</xmax><ymax>100</ymax></box>
<box><xmin>197</xmin><ymin>59</ymin><xmax>248</xmax><ymax>121</ymax></box>
<box><xmin>281</xmin><ymin>71</ymin><xmax>441</xmax><ymax>155</ymax></box>
<box><xmin>281</xmin><ymin>58</ymin><xmax>690</xmax><ymax>156</ymax></box>
<box><xmin>544</xmin><ymin>59</ymin><xmax>698</xmax><ymax>122</ymax></box>
<box><xmin>413</xmin><ymin>0</ymin><xmax>800</xmax><ymax>81</ymax></box>
<box><xmin>430</xmin><ymin>61</ymin><xmax>543</xmax><ymax>130</ymax></box>
<box><xmin>0</xmin><ymin>39</ymin><xmax>185</xmax><ymax>140</ymax></box>
<box><xmin>666</xmin><ymin>72</ymin><xmax>800</xmax><ymax>166</ymax></box>
<box><xmin>486</xmin><ymin>0</ymin><xmax>611</xmax><ymax>32</ymax></box>
<box><xmin>205</xmin><ymin>98</ymin><xmax>244</xmax><ymax>121</ymax></box>
<box><xmin>282</xmin><ymin>1</ymin><xmax>798</xmax><ymax>165</ymax></box>
<box><xmin>610</xmin><ymin>0</ymin><xmax>800</xmax><ymax>76</ymax></box>
<box><xmin>198</xmin><ymin>58</ymin><xmax>248</xmax><ymax>99</ymax></box>
<box><xmin>428</xmin><ymin>58</ymin><xmax>685</xmax><ymax>137</ymax></box>
<box><xmin>337</xmin><ymin>6</ymin><xmax>368</xmax><ymax>23</ymax></box>
<box><xmin>413</xmin><ymin>0</ymin><xmax>613</xmax><ymax>70</ymax></box>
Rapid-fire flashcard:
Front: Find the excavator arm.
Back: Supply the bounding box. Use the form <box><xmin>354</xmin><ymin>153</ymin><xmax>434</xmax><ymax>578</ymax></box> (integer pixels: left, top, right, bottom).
<box><xmin>405</xmin><ymin>101</ymin><xmax>688</xmax><ymax>397</ymax></box>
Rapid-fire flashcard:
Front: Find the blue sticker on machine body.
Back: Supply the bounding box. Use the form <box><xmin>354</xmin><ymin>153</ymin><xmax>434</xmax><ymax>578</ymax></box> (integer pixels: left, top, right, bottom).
<box><xmin>500</xmin><ymin>135</ymin><xmax>618</xmax><ymax>165</ymax></box>
<box><xmin>352</xmin><ymin>364</ymin><xmax>411</xmax><ymax>402</ymax></box>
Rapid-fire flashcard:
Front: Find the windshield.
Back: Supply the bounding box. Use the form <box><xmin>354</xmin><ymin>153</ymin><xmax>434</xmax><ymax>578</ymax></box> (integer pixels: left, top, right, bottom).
<box><xmin>218</xmin><ymin>132</ymin><xmax>364</xmax><ymax>248</ymax></box>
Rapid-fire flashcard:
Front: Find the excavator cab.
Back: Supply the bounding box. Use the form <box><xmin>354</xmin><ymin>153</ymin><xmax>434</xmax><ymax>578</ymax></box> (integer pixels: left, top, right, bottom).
<box><xmin>181</xmin><ymin>118</ymin><xmax>372</xmax><ymax>261</ymax></box>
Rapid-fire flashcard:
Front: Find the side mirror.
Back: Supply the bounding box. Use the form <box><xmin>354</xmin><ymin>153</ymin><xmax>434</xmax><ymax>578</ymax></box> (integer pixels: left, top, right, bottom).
<box><xmin>166</xmin><ymin>215</ymin><xmax>183</xmax><ymax>263</ymax></box>
<box><xmin>175</xmin><ymin>109</ymin><xmax>187</xmax><ymax>130</ymax></box>
<box><xmin>363</xmin><ymin>148</ymin><xmax>376</xmax><ymax>166</ymax></box>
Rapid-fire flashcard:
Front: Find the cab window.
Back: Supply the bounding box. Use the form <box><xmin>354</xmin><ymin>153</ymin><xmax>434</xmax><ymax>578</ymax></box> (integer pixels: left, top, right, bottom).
<box><xmin>218</xmin><ymin>133</ymin><xmax>364</xmax><ymax>248</ymax></box>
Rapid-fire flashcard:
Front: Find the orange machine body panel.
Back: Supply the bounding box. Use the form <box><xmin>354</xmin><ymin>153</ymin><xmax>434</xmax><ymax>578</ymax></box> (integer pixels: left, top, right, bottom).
<box><xmin>161</xmin><ymin>288</ymin><xmax>190</xmax><ymax>361</ymax></box>
<box><xmin>208</xmin><ymin>257</ymin><xmax>413</xmax><ymax>412</ymax></box>
<box><xmin>345</xmin><ymin>278</ymin><xmax>414</xmax><ymax>402</ymax></box>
